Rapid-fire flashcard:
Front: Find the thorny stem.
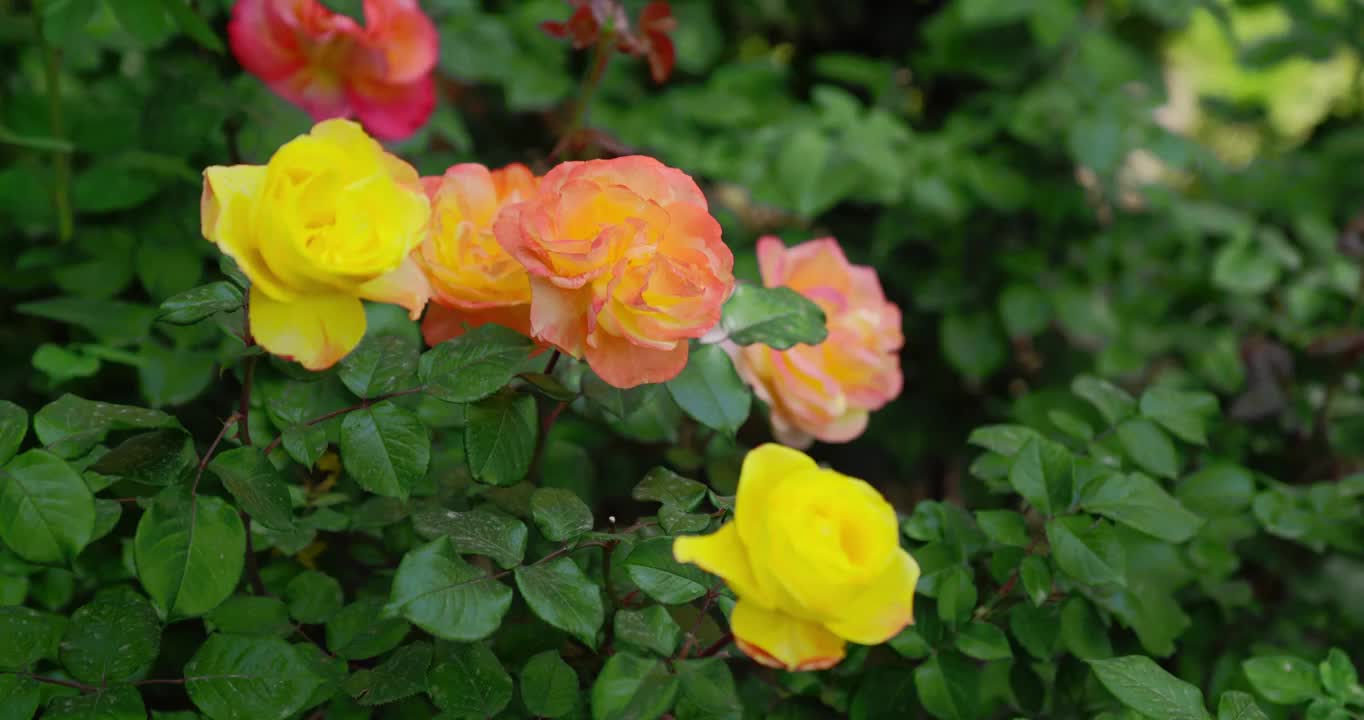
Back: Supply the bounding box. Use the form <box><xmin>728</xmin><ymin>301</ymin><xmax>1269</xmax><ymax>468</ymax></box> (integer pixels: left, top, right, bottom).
<box><xmin>544</xmin><ymin>348</ymin><xmax>563</xmax><ymax>375</ymax></box>
<box><xmin>34</xmin><ymin>17</ymin><xmax>72</xmax><ymax>242</ymax></box>
<box><xmin>260</xmin><ymin>386</ymin><xmax>427</xmax><ymax>456</ymax></box>
<box><xmin>549</xmin><ymin>32</ymin><xmax>615</xmax><ymax>161</ymax></box>
<box><xmin>238</xmin><ymin>355</ymin><xmax>257</xmax><ymax>447</ymax></box>
<box><xmin>678</xmin><ymin>588</ymin><xmax>719</xmax><ymax>659</ymax></box>
<box><xmin>977</xmin><ymin>536</ymin><xmax>1045</xmax><ymax>620</ymax></box>
<box><xmin>4</xmin><ymin>672</ymin><xmax>96</xmax><ymax>692</ymax></box>
<box><xmin>695</xmin><ymin>632</ymin><xmax>734</xmax><ymax>659</ymax></box>
<box><xmin>192</xmin><ymin>414</ymin><xmax>240</xmax><ymax>497</ymax></box>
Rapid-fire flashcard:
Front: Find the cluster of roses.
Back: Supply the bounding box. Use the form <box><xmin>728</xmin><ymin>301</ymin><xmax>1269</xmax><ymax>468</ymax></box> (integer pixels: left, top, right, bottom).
<box><xmin>200</xmin><ymin>119</ymin><xmax>916</xmax><ymax>670</ymax></box>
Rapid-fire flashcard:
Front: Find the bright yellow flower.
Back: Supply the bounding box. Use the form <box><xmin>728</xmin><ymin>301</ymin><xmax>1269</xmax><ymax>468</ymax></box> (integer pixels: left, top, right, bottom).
<box><xmin>674</xmin><ymin>444</ymin><xmax>919</xmax><ymax>671</ymax></box>
<box><xmin>201</xmin><ymin>119</ymin><xmax>431</xmax><ymax>370</ymax></box>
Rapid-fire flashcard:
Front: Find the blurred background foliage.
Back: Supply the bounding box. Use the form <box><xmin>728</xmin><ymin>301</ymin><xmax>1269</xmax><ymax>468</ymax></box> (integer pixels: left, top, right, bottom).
<box><xmin>3</xmin><ymin>0</ymin><xmax>1364</xmax><ymax>716</ymax></box>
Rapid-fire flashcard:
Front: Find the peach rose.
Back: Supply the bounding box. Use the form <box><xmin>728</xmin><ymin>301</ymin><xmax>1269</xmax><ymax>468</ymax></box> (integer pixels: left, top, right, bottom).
<box><xmin>732</xmin><ymin>237</ymin><xmax>903</xmax><ymax>447</ymax></box>
<box><xmin>416</xmin><ymin>164</ymin><xmax>540</xmax><ymax>346</ymax></box>
<box><xmin>494</xmin><ymin>156</ymin><xmax>734</xmax><ymax>388</ymax></box>
<box><xmin>229</xmin><ymin>0</ymin><xmax>437</xmax><ymax>141</ymax></box>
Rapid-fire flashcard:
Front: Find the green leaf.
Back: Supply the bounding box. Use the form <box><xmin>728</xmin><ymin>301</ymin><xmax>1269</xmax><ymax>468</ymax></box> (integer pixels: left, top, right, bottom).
<box><xmin>134</xmin><ymin>486</ymin><xmax>245</xmax><ymax>618</ymax></box>
<box><xmin>1177</xmin><ymin>464</ymin><xmax>1255</xmax><ymax>517</ymax></box>
<box><xmin>1217</xmin><ymin>691</ymin><xmax>1270</xmax><ymax>720</ymax></box>
<box><xmin>0</xmin><ymin>401</ymin><xmax>28</xmax><ymax>465</ymax></box>
<box><xmin>412</xmin><ymin>505</ymin><xmax>528</xmax><ymax>569</ymax></box>
<box><xmin>39</xmin><ymin>0</ymin><xmax>97</xmax><ymax>44</ymax></box>
<box><xmin>582</xmin><ymin>372</ymin><xmax>663</xmax><ymax>421</ymax></box>
<box><xmin>419</xmin><ymin>324</ymin><xmax>534</xmax><ymax>403</ymax></box>
<box><xmin>0</xmin><ymin>605</ymin><xmax>64</xmax><ymax>669</ymax></box>
<box><xmin>1072</xmin><ymin>376</ymin><xmax>1136</xmax><ymax>425</ymax></box>
<box><xmin>516</xmin><ymin>556</ymin><xmax>605</xmax><ymax>648</ymax></box>
<box><xmin>280</xmin><ymin>424</ymin><xmax>327</xmax><ymax>469</ymax></box>
<box><xmin>1060</xmin><ymin>597</ymin><xmax>1112</xmax><ymax>660</ymax></box>
<box><xmin>518</xmin><ymin>372</ymin><xmax>577</xmax><ymax>402</ymax></box>
<box><xmin>90</xmin><ymin>499</ymin><xmax>122</xmax><ymax>543</ymax></box>
<box><xmin>0</xmin><ymin>450</ymin><xmax>95</xmax><ymax>564</ymax></box>
<box><xmin>967</xmin><ymin>424</ymin><xmax>1042</xmax><ymax>456</ymax></box>
<box><xmin>592</xmin><ymin>652</ymin><xmax>680</xmax><ymax>720</ymax></box>
<box><xmin>45</xmin><ymin>687</ymin><xmax>145</xmax><ymax>720</ymax></box>
<box><xmin>108</xmin><ymin>0</ymin><xmax>174</xmax><ymax>46</ymax></box>
<box><xmin>0</xmin><ymin>674</ymin><xmax>40</xmax><ymax>720</ymax></box>
<box><xmin>719</xmin><ymin>284</ymin><xmax>828</xmax><ymax>349</ymax></box>
<box><xmin>1008</xmin><ymin>437</ymin><xmax>1073</xmax><ymax>517</ymax></box>
<box><xmin>1139</xmin><ymin>387</ymin><xmax>1218</xmax><ymax>445</ymax></box>
<box><xmin>1045</xmin><ymin>516</ymin><xmax>1125</xmax><ymax>587</ymax></box>
<box><xmin>208</xmin><ymin>447</ymin><xmax>295</xmax><ymax>531</ymax></box>
<box><xmin>386</xmin><ymin>537</ymin><xmax>512</xmax><ymax>641</ymax></box>
<box><xmin>89</xmin><ymin>429</ymin><xmax>196</xmax><ymax>487</ymax></box>
<box><xmin>624</xmin><ymin>537</ymin><xmax>711</xmax><ymax>604</ymax></box>
<box><xmin>1117</xmin><ymin>418</ymin><xmax>1180</xmax><ymax>479</ymax></box>
<box><xmin>283</xmin><ymin>570</ymin><xmax>344</xmax><ymax>624</ymax></box>
<box><xmin>941</xmin><ymin>311</ymin><xmax>1006</xmax><ymax>381</ymax></box>
<box><xmin>936</xmin><ymin>566</ymin><xmax>976</xmax><ymax>625</ymax></box>
<box><xmin>999</xmin><ymin>283</ymin><xmax>1052</xmax><ymax>338</ymax></box>
<box><xmin>1088</xmin><ymin>655</ymin><xmax>1211</xmax><ymax>720</ymax></box>
<box><xmin>72</xmin><ymin>162</ymin><xmax>161</xmax><ymax>212</ymax></box>
<box><xmin>1019</xmin><ymin>555</ymin><xmax>1052</xmax><ymax>606</ymax></box>
<box><xmin>614</xmin><ymin>605</ymin><xmax>682</xmax><ymax>657</ymax></box>
<box><xmin>343</xmin><ymin>641</ymin><xmax>431</xmax><ymax>706</ymax></box>
<box><xmin>915</xmin><ymin>652</ymin><xmax>980</xmax><ymax>720</ymax></box>
<box><xmin>633</xmin><ymin>467</ymin><xmax>708</xmax><ymax>511</ymax></box>
<box><xmin>60</xmin><ymin>587</ymin><xmax>160</xmax><ymax>683</ymax></box>
<box><xmin>207</xmin><ymin>595</ymin><xmax>292</xmax><ymax>637</ymax></box>
<box><xmin>464</xmin><ymin>392</ymin><xmax>537</xmax><ymax>487</ymax></box>
<box><xmin>325</xmin><ymin>599</ymin><xmax>410</xmax><ymax>660</ymax></box>
<box><xmin>157</xmin><ymin>282</ymin><xmax>242</xmax><ymax>325</ymax></box>
<box><xmin>954</xmin><ymin>621</ymin><xmax>1012</xmax><ymax>661</ymax></box>
<box><xmin>157</xmin><ymin>0</ymin><xmax>225</xmax><ymax>51</ymax></box>
<box><xmin>34</xmin><ymin>394</ymin><xmax>175</xmax><ymax>459</ymax></box>
<box><xmin>666</xmin><ymin>343</ymin><xmax>751</xmax><ymax>435</ymax></box>
<box><xmin>427</xmin><ymin>642</ymin><xmax>513</xmax><ymax>717</ymax></box>
<box><xmin>1243</xmin><ymin>656</ymin><xmax>1321</xmax><ymax>705</ymax></box>
<box><xmin>339</xmin><ymin>401</ymin><xmax>430</xmax><ymax>499</ymax></box>
<box><xmin>521</xmin><ymin>650</ymin><xmax>579</xmax><ymax>718</ymax></box>
<box><xmin>1080</xmin><ymin>472</ymin><xmax>1204</xmax><ymax>543</ymax></box>
<box><xmin>530</xmin><ymin>488</ymin><xmax>594</xmax><ymax>542</ymax></box>
<box><xmin>185</xmin><ymin>634</ymin><xmax>323</xmax><ymax>720</ymax></box>
<box><xmin>1319</xmin><ymin>648</ymin><xmax>1359</xmax><ymax>700</ymax></box>
<box><xmin>675</xmin><ymin>657</ymin><xmax>742</xmax><ymax>720</ymax></box>
<box><xmin>338</xmin><ymin>334</ymin><xmax>420</xmax><ymax>398</ymax></box>
<box><xmin>976</xmin><ymin>509</ymin><xmax>1030</xmax><ymax>547</ymax></box>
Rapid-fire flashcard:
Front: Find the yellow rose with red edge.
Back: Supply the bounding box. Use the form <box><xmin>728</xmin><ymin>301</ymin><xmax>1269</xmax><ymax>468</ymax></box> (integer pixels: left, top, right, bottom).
<box><xmin>674</xmin><ymin>444</ymin><xmax>919</xmax><ymax>671</ymax></box>
<box><xmin>200</xmin><ymin>119</ymin><xmax>431</xmax><ymax>370</ymax></box>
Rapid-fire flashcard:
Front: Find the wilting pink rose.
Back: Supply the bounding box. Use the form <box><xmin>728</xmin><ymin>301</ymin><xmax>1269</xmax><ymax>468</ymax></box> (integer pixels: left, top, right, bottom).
<box><xmin>229</xmin><ymin>0</ymin><xmax>438</xmax><ymax>141</ymax></box>
<box><xmin>494</xmin><ymin>156</ymin><xmax>734</xmax><ymax>388</ymax></box>
<box><xmin>732</xmin><ymin>237</ymin><xmax>903</xmax><ymax>447</ymax></box>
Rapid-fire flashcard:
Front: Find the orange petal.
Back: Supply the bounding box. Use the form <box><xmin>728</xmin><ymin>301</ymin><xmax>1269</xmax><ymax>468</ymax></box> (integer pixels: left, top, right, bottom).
<box><xmin>249</xmin><ymin>286</ymin><xmax>366</xmax><ymax>371</ymax></box>
<box><xmin>731</xmin><ymin>600</ymin><xmax>845</xmax><ymax>671</ymax></box>
<box><xmin>359</xmin><ymin>254</ymin><xmax>430</xmax><ymax>319</ymax></box>
<box><xmin>528</xmin><ymin>277</ymin><xmax>591</xmax><ymax>357</ymax></box>
<box><xmin>421</xmin><ymin>303</ymin><xmax>535</xmax><ymax>347</ymax></box>
<box><xmin>583</xmin><ymin>331</ymin><xmax>687</xmax><ymax>388</ymax></box>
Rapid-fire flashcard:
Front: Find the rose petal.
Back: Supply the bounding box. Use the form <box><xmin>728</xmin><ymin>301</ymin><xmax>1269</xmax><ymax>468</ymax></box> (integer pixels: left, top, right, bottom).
<box><xmin>730</xmin><ymin>600</ymin><xmax>846</xmax><ymax>672</ymax></box>
<box><xmin>249</xmin><ymin>286</ymin><xmax>367</xmax><ymax>371</ymax></box>
<box><xmin>672</xmin><ymin>523</ymin><xmax>772</xmax><ymax>608</ymax></box>
<box><xmin>823</xmin><ymin>550</ymin><xmax>920</xmax><ymax>645</ymax></box>
<box><xmin>358</xmin><ymin>254</ymin><xmax>430</xmax><ymax>319</ymax></box>
<box><xmin>583</xmin><ymin>330</ymin><xmax>687</xmax><ymax>388</ymax></box>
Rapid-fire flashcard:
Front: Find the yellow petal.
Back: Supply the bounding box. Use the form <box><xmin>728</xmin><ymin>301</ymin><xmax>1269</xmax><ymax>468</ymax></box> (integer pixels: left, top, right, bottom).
<box><xmin>730</xmin><ymin>600</ymin><xmax>845</xmax><ymax>671</ymax></box>
<box><xmin>823</xmin><ymin>549</ymin><xmax>920</xmax><ymax>645</ymax></box>
<box><xmin>249</xmin><ymin>286</ymin><xmax>366</xmax><ymax>371</ymax></box>
<box><xmin>673</xmin><ymin>523</ymin><xmax>771</xmax><ymax>608</ymax></box>
<box><xmin>359</xmin><ymin>255</ymin><xmax>431</xmax><ymax>319</ymax></box>
<box><xmin>201</xmin><ymin>165</ymin><xmax>294</xmax><ymax>301</ymax></box>
<box><xmin>735</xmin><ymin>444</ymin><xmax>816</xmax><ymax>550</ymax></box>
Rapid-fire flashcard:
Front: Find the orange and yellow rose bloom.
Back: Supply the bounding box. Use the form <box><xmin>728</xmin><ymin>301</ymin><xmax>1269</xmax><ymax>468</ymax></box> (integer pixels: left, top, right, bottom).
<box><xmin>494</xmin><ymin>156</ymin><xmax>734</xmax><ymax>388</ymax></box>
<box><xmin>674</xmin><ymin>444</ymin><xmax>919</xmax><ymax>671</ymax></box>
<box><xmin>732</xmin><ymin>236</ymin><xmax>904</xmax><ymax>447</ymax></box>
<box><xmin>417</xmin><ymin>163</ymin><xmax>541</xmax><ymax>346</ymax></box>
<box><xmin>200</xmin><ymin>119</ymin><xmax>431</xmax><ymax>370</ymax></box>
<box><xmin>229</xmin><ymin>0</ymin><xmax>438</xmax><ymax>141</ymax></box>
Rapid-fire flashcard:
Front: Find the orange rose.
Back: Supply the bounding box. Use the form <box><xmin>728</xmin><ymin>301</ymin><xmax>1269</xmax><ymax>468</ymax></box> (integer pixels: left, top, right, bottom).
<box><xmin>494</xmin><ymin>156</ymin><xmax>734</xmax><ymax>388</ymax></box>
<box><xmin>416</xmin><ymin>163</ymin><xmax>539</xmax><ymax>345</ymax></box>
<box><xmin>732</xmin><ymin>237</ymin><xmax>903</xmax><ymax>447</ymax></box>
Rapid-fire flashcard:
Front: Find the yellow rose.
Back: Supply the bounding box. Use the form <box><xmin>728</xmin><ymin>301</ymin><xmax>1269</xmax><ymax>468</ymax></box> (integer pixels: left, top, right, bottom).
<box><xmin>674</xmin><ymin>444</ymin><xmax>919</xmax><ymax>670</ymax></box>
<box><xmin>201</xmin><ymin>119</ymin><xmax>431</xmax><ymax>370</ymax></box>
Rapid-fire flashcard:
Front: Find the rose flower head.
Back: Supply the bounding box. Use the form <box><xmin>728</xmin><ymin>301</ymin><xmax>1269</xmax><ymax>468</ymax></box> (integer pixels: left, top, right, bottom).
<box><xmin>733</xmin><ymin>236</ymin><xmax>904</xmax><ymax>448</ymax></box>
<box><xmin>674</xmin><ymin>444</ymin><xmax>919</xmax><ymax>671</ymax></box>
<box><xmin>201</xmin><ymin>119</ymin><xmax>431</xmax><ymax>370</ymax></box>
<box><xmin>417</xmin><ymin>163</ymin><xmax>541</xmax><ymax>346</ymax></box>
<box><xmin>494</xmin><ymin>156</ymin><xmax>734</xmax><ymax>388</ymax></box>
<box><xmin>229</xmin><ymin>0</ymin><xmax>438</xmax><ymax>140</ymax></box>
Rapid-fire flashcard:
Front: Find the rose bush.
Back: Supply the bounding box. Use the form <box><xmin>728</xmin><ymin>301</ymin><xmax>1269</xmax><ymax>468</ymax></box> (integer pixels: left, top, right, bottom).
<box><xmin>2</xmin><ymin>1</ymin><xmax>1362</xmax><ymax>719</ymax></box>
